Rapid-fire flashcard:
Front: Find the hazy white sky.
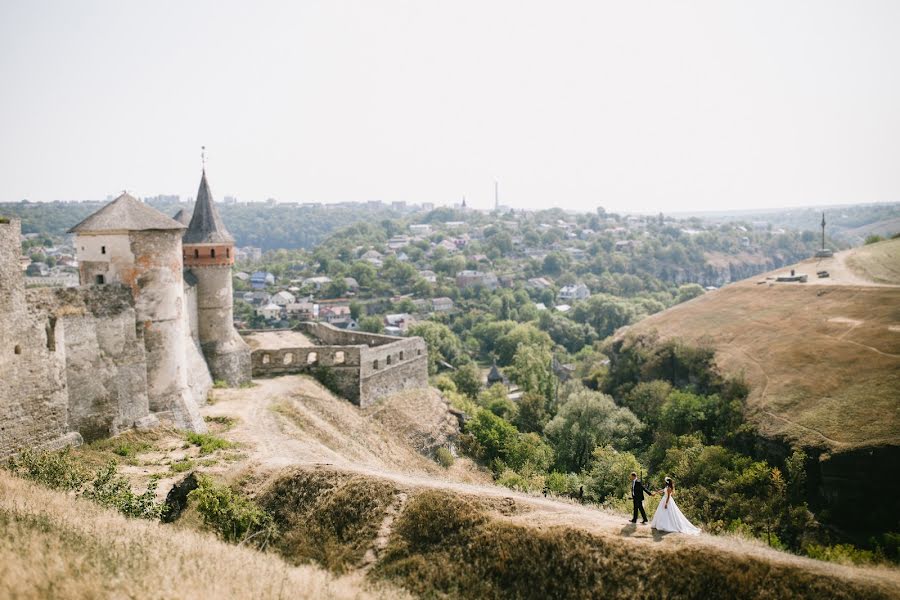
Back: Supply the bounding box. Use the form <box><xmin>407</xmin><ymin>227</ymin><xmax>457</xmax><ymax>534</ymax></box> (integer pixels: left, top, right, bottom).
<box><xmin>1</xmin><ymin>1</ymin><xmax>898</xmax><ymax>213</ymax></box>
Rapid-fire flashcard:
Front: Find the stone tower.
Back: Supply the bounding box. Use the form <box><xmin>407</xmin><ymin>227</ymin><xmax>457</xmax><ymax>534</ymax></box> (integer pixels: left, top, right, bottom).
<box><xmin>68</xmin><ymin>194</ymin><xmax>205</xmax><ymax>431</ymax></box>
<box><xmin>183</xmin><ymin>170</ymin><xmax>251</xmax><ymax>385</ymax></box>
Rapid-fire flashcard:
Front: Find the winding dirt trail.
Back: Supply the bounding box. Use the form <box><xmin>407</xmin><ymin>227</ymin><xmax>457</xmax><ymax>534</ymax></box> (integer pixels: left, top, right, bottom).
<box><xmin>201</xmin><ymin>376</ymin><xmax>900</xmax><ymax>591</ymax></box>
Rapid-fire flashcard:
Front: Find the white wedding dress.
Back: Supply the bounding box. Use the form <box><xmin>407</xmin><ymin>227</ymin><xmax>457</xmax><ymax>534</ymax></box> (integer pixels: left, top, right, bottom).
<box><xmin>649</xmin><ymin>490</ymin><xmax>700</xmax><ymax>535</ymax></box>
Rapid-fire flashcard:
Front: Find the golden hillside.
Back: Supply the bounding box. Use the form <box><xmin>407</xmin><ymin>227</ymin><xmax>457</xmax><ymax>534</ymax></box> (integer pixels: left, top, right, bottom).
<box><xmin>620</xmin><ymin>238</ymin><xmax>900</xmax><ymax>452</ymax></box>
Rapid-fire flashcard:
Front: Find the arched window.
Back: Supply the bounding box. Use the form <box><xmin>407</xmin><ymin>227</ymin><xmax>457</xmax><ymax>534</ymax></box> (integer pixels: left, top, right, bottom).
<box><xmin>386</xmin><ymin>355</ymin><xmax>392</xmax><ymax>365</ymax></box>
<box><xmin>226</xmin><ymin>248</ymin><xmax>230</xmax><ymax>258</ymax></box>
<box><xmin>399</xmin><ymin>351</ymin><xmax>405</xmax><ymax>361</ymax></box>
<box><xmin>307</xmin><ymin>352</ymin><xmax>318</xmax><ymax>365</ymax></box>
<box><xmin>334</xmin><ymin>351</ymin><xmax>345</xmax><ymax>364</ymax></box>
<box><xmin>194</xmin><ymin>249</ymin><xmax>199</xmax><ymax>258</ymax></box>
<box><xmin>283</xmin><ymin>353</ymin><xmax>293</xmax><ymax>365</ymax></box>
<box><xmin>211</xmin><ymin>248</ymin><xmax>216</xmax><ymax>258</ymax></box>
<box><xmin>95</xmin><ymin>274</ymin><xmax>105</xmax><ymax>284</ymax></box>
<box><xmin>262</xmin><ymin>354</ymin><xmax>271</xmax><ymax>365</ymax></box>
<box><xmin>373</xmin><ymin>359</ymin><xmax>379</xmax><ymax>370</ymax></box>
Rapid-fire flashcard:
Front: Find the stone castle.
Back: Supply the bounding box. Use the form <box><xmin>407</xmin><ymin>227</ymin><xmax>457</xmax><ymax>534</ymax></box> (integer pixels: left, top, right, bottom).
<box><xmin>0</xmin><ymin>169</ymin><xmax>251</xmax><ymax>457</ymax></box>
<box><xmin>1</xmin><ymin>169</ymin><xmax>430</xmax><ymax>459</ymax></box>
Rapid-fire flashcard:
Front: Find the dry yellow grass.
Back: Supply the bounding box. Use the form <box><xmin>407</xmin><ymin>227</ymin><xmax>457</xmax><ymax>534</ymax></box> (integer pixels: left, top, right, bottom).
<box><xmin>0</xmin><ymin>469</ymin><xmax>408</xmax><ymax>600</ymax></box>
<box><xmin>620</xmin><ymin>242</ymin><xmax>900</xmax><ymax>451</ymax></box>
<box><xmin>846</xmin><ymin>238</ymin><xmax>900</xmax><ymax>285</ymax></box>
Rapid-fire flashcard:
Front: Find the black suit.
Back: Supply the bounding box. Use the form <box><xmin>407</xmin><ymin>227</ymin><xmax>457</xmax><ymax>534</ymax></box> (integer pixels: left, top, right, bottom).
<box><xmin>630</xmin><ymin>479</ymin><xmax>652</xmax><ymax>522</ymax></box>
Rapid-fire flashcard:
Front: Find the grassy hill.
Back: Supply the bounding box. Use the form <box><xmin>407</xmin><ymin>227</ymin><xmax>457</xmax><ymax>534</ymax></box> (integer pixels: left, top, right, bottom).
<box><xmin>619</xmin><ymin>238</ymin><xmax>900</xmax><ymax>453</ymax></box>
<box><xmin>0</xmin><ymin>469</ymin><xmax>406</xmax><ymax>600</ymax></box>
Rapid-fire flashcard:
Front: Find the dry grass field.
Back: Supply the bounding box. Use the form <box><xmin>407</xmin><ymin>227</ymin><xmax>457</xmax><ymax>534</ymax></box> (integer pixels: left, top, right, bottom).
<box><xmin>0</xmin><ymin>470</ymin><xmax>408</xmax><ymax>600</ymax></box>
<box><xmin>621</xmin><ymin>239</ymin><xmax>900</xmax><ymax>451</ymax></box>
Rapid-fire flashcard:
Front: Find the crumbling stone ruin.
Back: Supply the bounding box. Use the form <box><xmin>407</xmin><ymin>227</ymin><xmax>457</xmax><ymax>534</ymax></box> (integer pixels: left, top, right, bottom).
<box><xmin>250</xmin><ymin>322</ymin><xmax>429</xmax><ymax>408</ymax></box>
<box><xmin>0</xmin><ymin>169</ymin><xmax>251</xmax><ymax>459</ymax></box>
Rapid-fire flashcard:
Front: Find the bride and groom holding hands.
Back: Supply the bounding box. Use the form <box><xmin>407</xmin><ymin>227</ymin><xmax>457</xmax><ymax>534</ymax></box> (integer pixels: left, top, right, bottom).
<box><xmin>629</xmin><ymin>471</ymin><xmax>700</xmax><ymax>535</ymax></box>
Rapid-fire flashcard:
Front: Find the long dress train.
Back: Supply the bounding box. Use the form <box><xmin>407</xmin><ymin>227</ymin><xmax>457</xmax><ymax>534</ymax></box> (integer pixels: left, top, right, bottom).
<box><xmin>649</xmin><ymin>490</ymin><xmax>700</xmax><ymax>534</ymax></box>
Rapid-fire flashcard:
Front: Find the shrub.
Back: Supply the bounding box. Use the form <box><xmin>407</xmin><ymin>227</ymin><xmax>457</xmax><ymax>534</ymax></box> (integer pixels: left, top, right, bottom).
<box><xmin>212</xmin><ymin>379</ymin><xmax>229</xmax><ymax>389</ymax></box>
<box><xmin>112</xmin><ymin>441</ymin><xmax>151</xmax><ymax>457</ymax></box>
<box><xmin>864</xmin><ymin>234</ymin><xmax>885</xmax><ymax>245</ymax></box>
<box><xmin>312</xmin><ymin>366</ymin><xmax>343</xmax><ymax>396</ymax></box>
<box><xmin>6</xmin><ymin>447</ymin><xmax>89</xmax><ymax>491</ymax></box>
<box><xmin>586</xmin><ymin>445</ymin><xmax>642</xmax><ymax>503</ymax></box>
<box><xmin>435</xmin><ymin>447</ymin><xmax>455</xmax><ymax>468</ymax></box>
<box><xmin>185</xmin><ymin>432</ymin><xmax>234</xmax><ymax>454</ymax></box>
<box><xmin>170</xmin><ymin>459</ymin><xmax>195</xmax><ymax>473</ymax></box>
<box><xmin>189</xmin><ymin>476</ymin><xmax>275</xmax><ymax>545</ymax></box>
<box><xmin>83</xmin><ymin>462</ymin><xmax>164</xmax><ymax>520</ymax></box>
<box><xmin>804</xmin><ymin>543</ymin><xmax>878</xmax><ymax>566</ymax></box>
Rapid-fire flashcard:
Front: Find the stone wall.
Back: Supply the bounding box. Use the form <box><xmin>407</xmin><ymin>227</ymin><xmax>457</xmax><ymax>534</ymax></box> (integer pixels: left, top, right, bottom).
<box><xmin>251</xmin><ymin>345</ymin><xmax>362</xmax><ymax>401</ymax></box>
<box><xmin>251</xmin><ymin>323</ymin><xmax>428</xmax><ymax>407</ymax></box>
<box><xmin>52</xmin><ymin>286</ymin><xmax>154</xmax><ymax>441</ymax></box>
<box><xmin>182</xmin><ymin>281</ymin><xmax>214</xmax><ymax>408</ymax></box>
<box><xmin>0</xmin><ymin>219</ymin><xmax>77</xmax><ymax>457</ymax></box>
<box><xmin>298</xmin><ymin>322</ymin><xmax>396</xmax><ymax>347</ymax></box>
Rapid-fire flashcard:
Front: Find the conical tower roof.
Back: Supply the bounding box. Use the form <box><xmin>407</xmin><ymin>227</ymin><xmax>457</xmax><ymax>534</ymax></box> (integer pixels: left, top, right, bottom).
<box><xmin>68</xmin><ymin>193</ymin><xmax>185</xmax><ymax>233</ymax></box>
<box><xmin>183</xmin><ymin>170</ymin><xmax>234</xmax><ymax>244</ymax></box>
<box><xmin>172</xmin><ymin>208</ymin><xmax>191</xmax><ymax>226</ymax></box>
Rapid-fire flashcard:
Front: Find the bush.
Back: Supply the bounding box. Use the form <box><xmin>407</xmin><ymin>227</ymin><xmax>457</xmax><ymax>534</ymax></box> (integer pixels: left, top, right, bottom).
<box><xmin>112</xmin><ymin>442</ymin><xmax>151</xmax><ymax>457</ymax></box>
<box><xmin>864</xmin><ymin>234</ymin><xmax>885</xmax><ymax>245</ymax></box>
<box><xmin>435</xmin><ymin>447</ymin><xmax>455</xmax><ymax>468</ymax></box>
<box><xmin>189</xmin><ymin>476</ymin><xmax>275</xmax><ymax>545</ymax></box>
<box><xmin>7</xmin><ymin>447</ymin><xmax>89</xmax><ymax>491</ymax></box>
<box><xmin>84</xmin><ymin>462</ymin><xmax>164</xmax><ymax>520</ymax></box>
<box><xmin>586</xmin><ymin>445</ymin><xmax>642</xmax><ymax>503</ymax></box>
<box><xmin>804</xmin><ymin>543</ymin><xmax>878</xmax><ymax>566</ymax></box>
<box><xmin>185</xmin><ymin>433</ymin><xmax>234</xmax><ymax>454</ymax></box>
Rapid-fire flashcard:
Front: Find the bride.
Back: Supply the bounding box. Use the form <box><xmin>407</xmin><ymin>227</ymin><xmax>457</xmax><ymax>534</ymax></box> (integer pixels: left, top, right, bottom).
<box><xmin>649</xmin><ymin>477</ymin><xmax>701</xmax><ymax>535</ymax></box>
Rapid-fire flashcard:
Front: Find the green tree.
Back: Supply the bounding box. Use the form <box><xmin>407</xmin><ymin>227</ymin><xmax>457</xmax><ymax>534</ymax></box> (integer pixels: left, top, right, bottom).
<box><xmin>407</xmin><ymin>321</ymin><xmax>466</xmax><ymax>374</ymax></box>
<box><xmin>587</xmin><ymin>445</ymin><xmax>643</xmax><ymax>502</ymax></box>
<box><xmin>676</xmin><ymin>283</ymin><xmax>705</xmax><ymax>304</ymax></box>
<box><xmin>509</xmin><ymin>344</ymin><xmax>556</xmax><ymax>401</ymax></box>
<box><xmin>514</xmin><ymin>391</ymin><xmax>551</xmax><ymax>434</ymax></box>
<box><xmin>359</xmin><ymin>316</ymin><xmax>384</xmax><ymax>333</ymax></box>
<box><xmin>545</xmin><ymin>389</ymin><xmax>642</xmax><ymax>472</ymax></box>
<box><xmin>452</xmin><ymin>363</ymin><xmax>483</xmax><ymax>399</ymax></box>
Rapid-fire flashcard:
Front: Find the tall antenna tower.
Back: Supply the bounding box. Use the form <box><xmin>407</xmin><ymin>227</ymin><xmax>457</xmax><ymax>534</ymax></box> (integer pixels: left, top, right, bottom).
<box><xmin>494</xmin><ymin>180</ymin><xmax>499</xmax><ymax>211</ymax></box>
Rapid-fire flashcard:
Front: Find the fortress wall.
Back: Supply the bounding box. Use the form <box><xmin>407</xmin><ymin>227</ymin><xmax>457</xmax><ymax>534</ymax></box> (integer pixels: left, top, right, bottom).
<box><xmin>0</xmin><ymin>219</ymin><xmax>78</xmax><ymax>458</ymax></box>
<box><xmin>182</xmin><ymin>282</ymin><xmax>213</xmax><ymax>406</ymax></box>
<box><xmin>358</xmin><ymin>337</ymin><xmax>429</xmax><ymax>408</ymax></box>
<box><xmin>191</xmin><ymin>266</ymin><xmax>251</xmax><ymax>386</ymax></box>
<box><xmin>53</xmin><ymin>286</ymin><xmax>153</xmax><ymax>441</ymax></box>
<box><xmin>251</xmin><ymin>345</ymin><xmax>362</xmax><ymax>401</ymax></box>
<box><xmin>298</xmin><ymin>322</ymin><xmax>397</xmax><ymax>347</ymax></box>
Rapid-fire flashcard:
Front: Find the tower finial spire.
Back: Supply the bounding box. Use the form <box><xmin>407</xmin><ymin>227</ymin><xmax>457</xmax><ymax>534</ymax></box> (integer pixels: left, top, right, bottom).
<box><xmin>201</xmin><ymin>146</ymin><xmax>206</xmax><ymax>171</ymax></box>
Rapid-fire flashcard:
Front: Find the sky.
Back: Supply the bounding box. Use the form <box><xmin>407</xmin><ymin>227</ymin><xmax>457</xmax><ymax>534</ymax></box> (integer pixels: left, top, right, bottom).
<box><xmin>1</xmin><ymin>1</ymin><xmax>898</xmax><ymax>213</ymax></box>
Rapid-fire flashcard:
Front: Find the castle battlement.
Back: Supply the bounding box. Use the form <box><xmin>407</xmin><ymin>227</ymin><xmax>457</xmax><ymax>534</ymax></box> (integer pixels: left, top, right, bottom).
<box><xmin>247</xmin><ymin>322</ymin><xmax>429</xmax><ymax>407</ymax></box>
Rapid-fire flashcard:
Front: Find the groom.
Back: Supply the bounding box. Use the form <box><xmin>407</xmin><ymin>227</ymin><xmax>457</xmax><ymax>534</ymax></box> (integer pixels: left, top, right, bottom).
<box><xmin>629</xmin><ymin>471</ymin><xmax>654</xmax><ymax>524</ymax></box>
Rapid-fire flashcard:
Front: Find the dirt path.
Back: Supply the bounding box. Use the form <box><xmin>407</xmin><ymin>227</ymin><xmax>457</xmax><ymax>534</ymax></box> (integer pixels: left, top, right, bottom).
<box><xmin>205</xmin><ymin>377</ymin><xmax>647</xmax><ymax>538</ymax></box>
<box><xmin>201</xmin><ymin>377</ymin><xmax>900</xmax><ymax>590</ymax></box>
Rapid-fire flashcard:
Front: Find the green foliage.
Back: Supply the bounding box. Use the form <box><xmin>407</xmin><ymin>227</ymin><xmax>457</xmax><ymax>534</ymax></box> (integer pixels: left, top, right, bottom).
<box><xmin>544</xmin><ymin>388</ymin><xmax>642</xmax><ymax>472</ymax></box>
<box><xmin>433</xmin><ymin>374</ymin><xmax>457</xmax><ymax>393</ymax></box>
<box><xmin>464</xmin><ymin>410</ymin><xmax>520</xmax><ymax>467</ymax></box>
<box><xmin>676</xmin><ymin>283</ymin><xmax>705</xmax><ymax>304</ymax></box>
<box><xmin>571</xmin><ymin>294</ymin><xmax>636</xmax><ymax>339</ymax></box>
<box><xmin>494</xmin><ymin>323</ymin><xmax>552</xmax><ymax>366</ymax></box>
<box><xmin>537</xmin><ymin>311</ymin><xmax>597</xmax><ymax>353</ymax></box>
<box><xmin>84</xmin><ymin>462</ymin><xmax>164</xmax><ymax>520</ymax></box>
<box><xmin>189</xmin><ymin>476</ymin><xmax>276</xmax><ymax>544</ymax></box>
<box><xmin>804</xmin><ymin>543</ymin><xmax>879</xmax><ymax>565</ymax></box>
<box><xmin>408</xmin><ymin>321</ymin><xmax>465</xmax><ymax>374</ymax></box>
<box><xmin>864</xmin><ymin>234</ymin><xmax>885</xmax><ymax>245</ymax></box>
<box><xmin>451</xmin><ymin>363</ymin><xmax>482</xmax><ymax>399</ymax></box>
<box><xmin>513</xmin><ymin>391</ymin><xmax>551</xmax><ymax>434</ymax></box>
<box><xmin>112</xmin><ymin>441</ymin><xmax>151</xmax><ymax>457</ymax></box>
<box><xmin>312</xmin><ymin>365</ymin><xmax>344</xmax><ymax>396</ymax></box>
<box><xmin>358</xmin><ymin>315</ymin><xmax>384</xmax><ymax>333</ymax></box>
<box><xmin>435</xmin><ymin>447</ymin><xmax>455</xmax><ymax>468</ymax></box>
<box><xmin>6</xmin><ymin>447</ymin><xmax>89</xmax><ymax>491</ymax></box>
<box><xmin>185</xmin><ymin>433</ymin><xmax>234</xmax><ymax>454</ymax></box>
<box><xmin>212</xmin><ymin>379</ymin><xmax>229</xmax><ymax>389</ymax></box>
<box><xmin>509</xmin><ymin>343</ymin><xmax>556</xmax><ymax>400</ymax></box>
<box><xmin>622</xmin><ymin>380</ymin><xmax>672</xmax><ymax>429</ymax></box>
<box><xmin>170</xmin><ymin>459</ymin><xmax>195</xmax><ymax>473</ymax></box>
<box><xmin>586</xmin><ymin>445</ymin><xmax>643</xmax><ymax>503</ymax></box>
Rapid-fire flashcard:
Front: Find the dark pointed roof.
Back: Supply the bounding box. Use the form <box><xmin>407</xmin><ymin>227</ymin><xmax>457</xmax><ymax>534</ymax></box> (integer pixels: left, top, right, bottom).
<box><xmin>68</xmin><ymin>193</ymin><xmax>186</xmax><ymax>233</ymax></box>
<box><xmin>487</xmin><ymin>363</ymin><xmax>507</xmax><ymax>384</ymax></box>
<box><xmin>183</xmin><ymin>170</ymin><xmax>234</xmax><ymax>244</ymax></box>
<box><xmin>172</xmin><ymin>208</ymin><xmax>191</xmax><ymax>225</ymax></box>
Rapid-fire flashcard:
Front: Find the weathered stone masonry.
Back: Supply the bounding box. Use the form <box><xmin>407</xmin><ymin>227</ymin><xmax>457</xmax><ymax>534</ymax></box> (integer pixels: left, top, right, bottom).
<box><xmin>249</xmin><ymin>322</ymin><xmax>428</xmax><ymax>408</ymax></box>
